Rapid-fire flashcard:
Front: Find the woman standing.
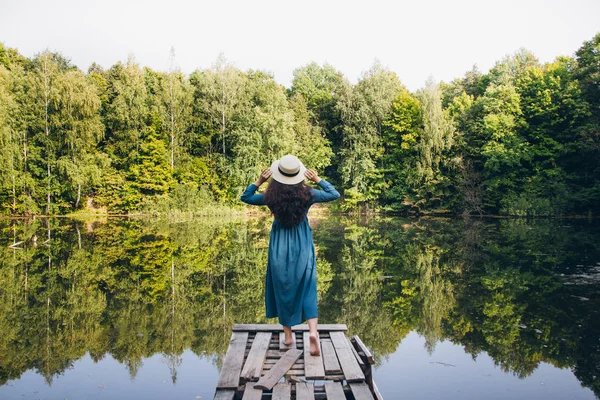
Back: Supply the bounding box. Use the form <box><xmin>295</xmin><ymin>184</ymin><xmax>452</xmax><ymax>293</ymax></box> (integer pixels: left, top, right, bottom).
<box><xmin>241</xmin><ymin>154</ymin><xmax>340</xmax><ymax>356</ymax></box>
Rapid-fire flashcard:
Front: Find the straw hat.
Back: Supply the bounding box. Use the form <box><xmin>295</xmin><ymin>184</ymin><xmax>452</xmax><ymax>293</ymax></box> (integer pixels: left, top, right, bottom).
<box><xmin>270</xmin><ymin>154</ymin><xmax>306</xmax><ymax>185</ymax></box>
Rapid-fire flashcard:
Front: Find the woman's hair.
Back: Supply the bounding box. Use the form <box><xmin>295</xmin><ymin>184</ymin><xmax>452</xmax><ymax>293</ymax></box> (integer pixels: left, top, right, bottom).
<box><xmin>264</xmin><ymin>180</ymin><xmax>312</xmax><ymax>227</ymax></box>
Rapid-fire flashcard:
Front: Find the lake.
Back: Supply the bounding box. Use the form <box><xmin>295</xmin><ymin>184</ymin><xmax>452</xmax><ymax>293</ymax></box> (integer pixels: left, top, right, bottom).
<box><xmin>0</xmin><ymin>215</ymin><xmax>598</xmax><ymax>400</ymax></box>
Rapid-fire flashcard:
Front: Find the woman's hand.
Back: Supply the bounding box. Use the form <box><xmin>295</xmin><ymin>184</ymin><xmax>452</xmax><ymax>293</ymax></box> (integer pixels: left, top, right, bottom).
<box><xmin>304</xmin><ymin>169</ymin><xmax>321</xmax><ymax>184</ymax></box>
<box><xmin>255</xmin><ymin>168</ymin><xmax>272</xmax><ymax>186</ymax></box>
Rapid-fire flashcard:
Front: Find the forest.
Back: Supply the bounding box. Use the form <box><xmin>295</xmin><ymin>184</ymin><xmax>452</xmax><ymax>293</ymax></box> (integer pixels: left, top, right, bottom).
<box><xmin>0</xmin><ymin>33</ymin><xmax>599</xmax><ymax>216</ymax></box>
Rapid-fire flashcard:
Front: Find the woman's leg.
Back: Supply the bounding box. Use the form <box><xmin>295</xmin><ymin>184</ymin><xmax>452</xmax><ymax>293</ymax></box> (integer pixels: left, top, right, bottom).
<box><xmin>283</xmin><ymin>325</ymin><xmax>294</xmax><ymax>345</ymax></box>
<box><xmin>307</xmin><ymin>317</ymin><xmax>320</xmax><ymax>356</ymax></box>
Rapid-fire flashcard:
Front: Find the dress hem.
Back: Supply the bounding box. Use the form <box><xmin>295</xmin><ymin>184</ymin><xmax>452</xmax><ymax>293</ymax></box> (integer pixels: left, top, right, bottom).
<box><xmin>267</xmin><ymin>313</ymin><xmax>319</xmax><ymax>327</ymax></box>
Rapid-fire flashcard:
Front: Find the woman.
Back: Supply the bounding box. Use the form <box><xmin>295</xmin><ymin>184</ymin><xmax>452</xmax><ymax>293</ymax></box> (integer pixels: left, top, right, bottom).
<box><xmin>240</xmin><ymin>154</ymin><xmax>340</xmax><ymax>356</ymax></box>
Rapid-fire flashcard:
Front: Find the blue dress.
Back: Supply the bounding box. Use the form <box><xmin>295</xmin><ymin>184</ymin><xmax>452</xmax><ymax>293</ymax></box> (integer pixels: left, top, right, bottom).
<box><xmin>240</xmin><ymin>180</ymin><xmax>340</xmax><ymax>326</ymax></box>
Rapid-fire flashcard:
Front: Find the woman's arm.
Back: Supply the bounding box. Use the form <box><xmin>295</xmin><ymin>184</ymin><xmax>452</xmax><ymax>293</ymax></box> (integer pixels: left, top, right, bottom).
<box><xmin>311</xmin><ymin>180</ymin><xmax>341</xmax><ymax>203</ymax></box>
<box><xmin>240</xmin><ymin>168</ymin><xmax>272</xmax><ymax>206</ymax></box>
<box><xmin>305</xmin><ymin>169</ymin><xmax>340</xmax><ymax>203</ymax></box>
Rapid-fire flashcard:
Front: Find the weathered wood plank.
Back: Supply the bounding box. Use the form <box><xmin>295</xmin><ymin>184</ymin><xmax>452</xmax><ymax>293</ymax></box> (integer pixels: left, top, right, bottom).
<box><xmin>233</xmin><ymin>324</ymin><xmax>347</xmax><ymax>332</ymax></box>
<box><xmin>296</xmin><ymin>381</ymin><xmax>315</xmax><ymax>400</ymax></box>
<box><xmin>261</xmin><ymin>369</ymin><xmax>305</xmax><ymax>376</ymax></box>
<box><xmin>321</xmin><ymin>339</ymin><xmax>342</xmax><ymax>375</ymax></box>
<box><xmin>352</xmin><ymin>335</ymin><xmax>374</xmax><ymax>364</ymax></box>
<box><xmin>323</xmin><ymin>381</ymin><xmax>346</xmax><ymax>400</ymax></box>
<box><xmin>349</xmin><ymin>382</ymin><xmax>375</xmax><ymax>400</ymax></box>
<box><xmin>241</xmin><ymin>332</ymin><xmax>272</xmax><ymax>380</ymax></box>
<box><xmin>372</xmin><ymin>381</ymin><xmax>384</xmax><ymax>400</ymax></box>
<box><xmin>330</xmin><ymin>331</ymin><xmax>365</xmax><ymax>382</ymax></box>
<box><xmin>255</xmin><ymin>349</ymin><xmax>302</xmax><ymax>390</ymax></box>
<box><xmin>264</xmin><ymin>358</ymin><xmax>304</xmax><ymax>365</ymax></box>
<box><xmin>241</xmin><ymin>382</ymin><xmax>263</xmax><ymax>400</ymax></box>
<box><xmin>279</xmin><ymin>332</ymin><xmax>297</xmax><ymax>350</ymax></box>
<box><xmin>262</xmin><ymin>363</ymin><xmax>304</xmax><ymax>371</ymax></box>
<box><xmin>213</xmin><ymin>389</ymin><xmax>235</xmax><ymax>400</ymax></box>
<box><xmin>303</xmin><ymin>332</ymin><xmax>325</xmax><ymax>379</ymax></box>
<box><xmin>264</xmin><ymin>350</ymin><xmax>290</xmax><ymax>358</ymax></box>
<box><xmin>272</xmin><ymin>382</ymin><xmax>291</xmax><ymax>400</ymax></box>
<box><xmin>323</xmin><ymin>374</ymin><xmax>346</xmax><ymax>380</ymax></box>
<box><xmin>217</xmin><ymin>331</ymin><xmax>249</xmax><ymax>389</ymax></box>
<box><xmin>349</xmin><ymin>336</ymin><xmax>365</xmax><ymax>366</ymax></box>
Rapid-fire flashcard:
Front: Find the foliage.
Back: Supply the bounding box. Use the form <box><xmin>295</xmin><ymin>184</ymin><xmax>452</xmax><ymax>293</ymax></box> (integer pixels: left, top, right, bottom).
<box><xmin>1</xmin><ymin>34</ymin><xmax>600</xmax><ymax>216</ymax></box>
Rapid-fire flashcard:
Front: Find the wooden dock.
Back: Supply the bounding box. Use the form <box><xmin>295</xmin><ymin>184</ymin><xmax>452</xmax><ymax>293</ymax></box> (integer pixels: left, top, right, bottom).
<box><xmin>213</xmin><ymin>324</ymin><xmax>382</xmax><ymax>400</ymax></box>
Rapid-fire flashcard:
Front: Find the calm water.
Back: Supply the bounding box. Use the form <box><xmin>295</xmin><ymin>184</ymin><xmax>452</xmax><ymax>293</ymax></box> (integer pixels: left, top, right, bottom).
<box><xmin>0</xmin><ymin>216</ymin><xmax>598</xmax><ymax>400</ymax></box>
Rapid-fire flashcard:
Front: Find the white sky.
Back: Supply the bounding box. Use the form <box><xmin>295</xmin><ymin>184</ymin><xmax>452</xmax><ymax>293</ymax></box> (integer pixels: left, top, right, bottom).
<box><xmin>1</xmin><ymin>0</ymin><xmax>599</xmax><ymax>91</ymax></box>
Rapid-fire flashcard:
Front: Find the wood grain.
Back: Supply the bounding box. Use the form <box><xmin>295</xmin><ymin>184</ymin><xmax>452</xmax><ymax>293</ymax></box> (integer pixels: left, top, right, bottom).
<box><xmin>324</xmin><ymin>381</ymin><xmax>346</xmax><ymax>400</ymax></box>
<box><xmin>330</xmin><ymin>331</ymin><xmax>365</xmax><ymax>382</ymax></box>
<box><xmin>321</xmin><ymin>339</ymin><xmax>342</xmax><ymax>375</ymax></box>
<box><xmin>217</xmin><ymin>332</ymin><xmax>248</xmax><ymax>389</ymax></box>
<box><xmin>272</xmin><ymin>382</ymin><xmax>291</xmax><ymax>400</ymax></box>
<box><xmin>349</xmin><ymin>382</ymin><xmax>375</xmax><ymax>400</ymax></box>
<box><xmin>295</xmin><ymin>381</ymin><xmax>315</xmax><ymax>400</ymax></box>
<box><xmin>254</xmin><ymin>349</ymin><xmax>302</xmax><ymax>390</ymax></box>
<box><xmin>303</xmin><ymin>332</ymin><xmax>325</xmax><ymax>379</ymax></box>
<box><xmin>241</xmin><ymin>332</ymin><xmax>272</xmax><ymax>380</ymax></box>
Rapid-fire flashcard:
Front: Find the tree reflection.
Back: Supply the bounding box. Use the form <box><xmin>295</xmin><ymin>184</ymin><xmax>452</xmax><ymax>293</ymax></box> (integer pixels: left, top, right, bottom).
<box><xmin>0</xmin><ymin>217</ymin><xmax>598</xmax><ymax>397</ymax></box>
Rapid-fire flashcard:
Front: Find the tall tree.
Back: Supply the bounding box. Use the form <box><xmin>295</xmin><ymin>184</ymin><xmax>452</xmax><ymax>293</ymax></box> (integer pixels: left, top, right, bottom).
<box><xmin>202</xmin><ymin>54</ymin><xmax>245</xmax><ymax>156</ymax></box>
<box><xmin>573</xmin><ymin>33</ymin><xmax>600</xmax><ymax>215</ymax></box>
<box><xmin>162</xmin><ymin>48</ymin><xmax>192</xmax><ymax>170</ymax></box>
<box><xmin>228</xmin><ymin>70</ymin><xmax>294</xmax><ymax>193</ymax></box>
<box><xmin>289</xmin><ymin>63</ymin><xmax>347</xmax><ymax>180</ymax></box>
<box><xmin>102</xmin><ymin>57</ymin><xmax>150</xmax><ymax>170</ymax></box>
<box><xmin>0</xmin><ymin>64</ymin><xmax>19</xmax><ymax>213</ymax></box>
<box><xmin>288</xmin><ymin>92</ymin><xmax>333</xmax><ymax>173</ymax></box>
<box><xmin>336</xmin><ymin>62</ymin><xmax>402</xmax><ymax>209</ymax></box>
<box><xmin>413</xmin><ymin>77</ymin><xmax>457</xmax><ymax>209</ymax></box>
<box><xmin>381</xmin><ymin>90</ymin><xmax>423</xmax><ymax>209</ymax></box>
<box><xmin>54</xmin><ymin>69</ymin><xmax>104</xmax><ymax>209</ymax></box>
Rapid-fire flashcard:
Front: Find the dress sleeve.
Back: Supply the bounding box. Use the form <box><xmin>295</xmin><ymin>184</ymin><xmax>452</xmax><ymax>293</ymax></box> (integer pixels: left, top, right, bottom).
<box><xmin>311</xmin><ymin>180</ymin><xmax>341</xmax><ymax>204</ymax></box>
<box><xmin>240</xmin><ymin>183</ymin><xmax>267</xmax><ymax>206</ymax></box>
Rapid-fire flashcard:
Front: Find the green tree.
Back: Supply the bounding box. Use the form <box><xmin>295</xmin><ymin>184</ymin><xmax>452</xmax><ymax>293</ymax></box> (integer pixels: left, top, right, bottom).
<box><xmin>381</xmin><ymin>90</ymin><xmax>423</xmax><ymax>209</ymax></box>
<box><xmin>336</xmin><ymin>62</ymin><xmax>402</xmax><ymax>209</ymax></box>
<box><xmin>288</xmin><ymin>93</ymin><xmax>333</xmax><ymax>172</ymax></box>
<box><xmin>162</xmin><ymin>48</ymin><xmax>193</xmax><ymax>170</ymax></box>
<box><xmin>54</xmin><ymin>69</ymin><xmax>104</xmax><ymax>210</ymax></box>
<box><xmin>289</xmin><ymin>63</ymin><xmax>347</xmax><ymax>181</ymax></box>
<box><xmin>129</xmin><ymin>121</ymin><xmax>175</xmax><ymax>199</ymax></box>
<box><xmin>413</xmin><ymin>77</ymin><xmax>457</xmax><ymax>210</ymax></box>
<box><xmin>102</xmin><ymin>57</ymin><xmax>150</xmax><ymax>170</ymax></box>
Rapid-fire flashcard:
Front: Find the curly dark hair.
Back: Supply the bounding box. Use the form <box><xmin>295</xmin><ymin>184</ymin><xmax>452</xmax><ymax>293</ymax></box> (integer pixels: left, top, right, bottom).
<box><xmin>263</xmin><ymin>179</ymin><xmax>312</xmax><ymax>227</ymax></box>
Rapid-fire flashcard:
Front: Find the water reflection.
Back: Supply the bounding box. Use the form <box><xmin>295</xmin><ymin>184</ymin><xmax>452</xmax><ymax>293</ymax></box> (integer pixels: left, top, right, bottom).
<box><xmin>0</xmin><ymin>216</ymin><xmax>598</xmax><ymax>398</ymax></box>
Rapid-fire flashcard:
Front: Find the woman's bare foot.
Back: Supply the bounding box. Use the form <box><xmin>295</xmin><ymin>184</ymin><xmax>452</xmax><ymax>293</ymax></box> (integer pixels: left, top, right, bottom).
<box><xmin>309</xmin><ymin>333</ymin><xmax>320</xmax><ymax>356</ymax></box>
<box><xmin>283</xmin><ymin>327</ymin><xmax>294</xmax><ymax>346</ymax></box>
<box><xmin>284</xmin><ymin>333</ymin><xmax>294</xmax><ymax>346</ymax></box>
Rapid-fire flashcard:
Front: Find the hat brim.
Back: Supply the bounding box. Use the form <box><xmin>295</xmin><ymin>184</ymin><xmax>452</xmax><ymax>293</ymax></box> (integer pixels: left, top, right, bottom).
<box><xmin>270</xmin><ymin>159</ymin><xmax>307</xmax><ymax>185</ymax></box>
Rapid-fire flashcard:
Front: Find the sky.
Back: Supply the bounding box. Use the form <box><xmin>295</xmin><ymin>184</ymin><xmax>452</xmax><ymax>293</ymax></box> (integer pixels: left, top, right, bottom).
<box><xmin>1</xmin><ymin>0</ymin><xmax>599</xmax><ymax>91</ymax></box>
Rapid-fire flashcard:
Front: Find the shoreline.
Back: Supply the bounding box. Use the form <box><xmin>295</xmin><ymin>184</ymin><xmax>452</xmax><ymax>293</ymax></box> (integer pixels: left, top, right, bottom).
<box><xmin>1</xmin><ymin>209</ymin><xmax>598</xmax><ymax>221</ymax></box>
